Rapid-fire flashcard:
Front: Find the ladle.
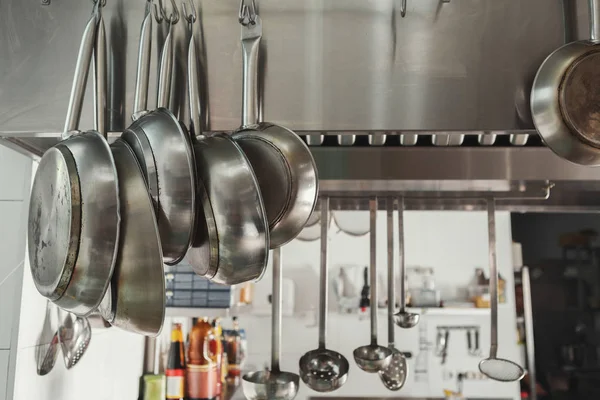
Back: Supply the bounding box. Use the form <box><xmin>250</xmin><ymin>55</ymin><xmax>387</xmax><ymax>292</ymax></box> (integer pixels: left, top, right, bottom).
<box><xmin>353</xmin><ymin>198</ymin><xmax>393</xmax><ymax>373</ymax></box>
<box><xmin>478</xmin><ymin>199</ymin><xmax>525</xmax><ymax>382</ymax></box>
<box><xmin>242</xmin><ymin>247</ymin><xmax>299</xmax><ymax>400</ymax></box>
<box><xmin>394</xmin><ymin>197</ymin><xmax>420</xmax><ymax>329</ymax></box>
<box><xmin>58</xmin><ymin>309</ymin><xmax>92</xmax><ymax>369</ymax></box>
<box><xmin>379</xmin><ymin>199</ymin><xmax>408</xmax><ymax>390</ymax></box>
<box><xmin>299</xmin><ymin>197</ymin><xmax>349</xmax><ymax>392</ymax></box>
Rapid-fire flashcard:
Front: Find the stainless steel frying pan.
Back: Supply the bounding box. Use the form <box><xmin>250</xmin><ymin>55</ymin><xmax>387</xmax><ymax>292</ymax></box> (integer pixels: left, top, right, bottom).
<box><xmin>122</xmin><ymin>3</ymin><xmax>196</xmax><ymax>265</ymax></box>
<box><xmin>28</xmin><ymin>1</ymin><xmax>120</xmax><ymax>316</ymax></box>
<box><xmin>186</xmin><ymin>11</ymin><xmax>269</xmax><ymax>285</ymax></box>
<box><xmin>531</xmin><ymin>0</ymin><xmax>600</xmax><ymax>165</ymax></box>
<box><xmin>94</xmin><ymin>7</ymin><xmax>165</xmax><ymax>337</ymax></box>
<box><xmin>232</xmin><ymin>1</ymin><xmax>318</xmax><ymax>249</ymax></box>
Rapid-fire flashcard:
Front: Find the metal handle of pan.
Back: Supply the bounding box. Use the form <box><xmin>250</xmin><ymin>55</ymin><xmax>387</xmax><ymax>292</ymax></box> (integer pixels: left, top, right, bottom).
<box><xmin>63</xmin><ymin>2</ymin><xmax>101</xmax><ymax>135</ymax></box>
<box><xmin>590</xmin><ymin>0</ymin><xmax>600</xmax><ymax>42</ymax></box>
<box><xmin>318</xmin><ymin>197</ymin><xmax>329</xmax><ymax>349</ymax></box>
<box><xmin>93</xmin><ymin>7</ymin><xmax>107</xmax><ymax>137</ymax></box>
<box><xmin>271</xmin><ymin>247</ymin><xmax>283</xmax><ymax>373</ymax></box>
<box><xmin>187</xmin><ymin>15</ymin><xmax>203</xmax><ymax>139</ymax></box>
<box><xmin>132</xmin><ymin>1</ymin><xmax>153</xmax><ymax>119</ymax></box>
<box><xmin>157</xmin><ymin>3</ymin><xmax>179</xmax><ymax>110</ymax></box>
<box><xmin>240</xmin><ymin>4</ymin><xmax>262</xmax><ymax>127</ymax></box>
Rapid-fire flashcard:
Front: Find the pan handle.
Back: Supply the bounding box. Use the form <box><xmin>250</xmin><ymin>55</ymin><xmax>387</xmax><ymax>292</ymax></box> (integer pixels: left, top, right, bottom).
<box><xmin>93</xmin><ymin>8</ymin><xmax>107</xmax><ymax>137</ymax></box>
<box><xmin>63</xmin><ymin>2</ymin><xmax>101</xmax><ymax>136</ymax></box>
<box><xmin>240</xmin><ymin>11</ymin><xmax>262</xmax><ymax>127</ymax></box>
<box><xmin>590</xmin><ymin>0</ymin><xmax>600</xmax><ymax>41</ymax></box>
<box><xmin>188</xmin><ymin>22</ymin><xmax>203</xmax><ymax>139</ymax></box>
<box><xmin>132</xmin><ymin>2</ymin><xmax>153</xmax><ymax>119</ymax></box>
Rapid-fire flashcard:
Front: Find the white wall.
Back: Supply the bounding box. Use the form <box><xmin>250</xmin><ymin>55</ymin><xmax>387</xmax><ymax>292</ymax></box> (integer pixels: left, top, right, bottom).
<box><xmin>11</xmin><ymin>162</ymin><xmax>146</xmax><ymax>400</ymax></box>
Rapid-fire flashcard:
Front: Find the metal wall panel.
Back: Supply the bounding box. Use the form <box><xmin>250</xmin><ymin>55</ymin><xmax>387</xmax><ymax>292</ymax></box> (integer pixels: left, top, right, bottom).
<box><xmin>0</xmin><ymin>0</ymin><xmax>568</xmax><ymax>134</ymax></box>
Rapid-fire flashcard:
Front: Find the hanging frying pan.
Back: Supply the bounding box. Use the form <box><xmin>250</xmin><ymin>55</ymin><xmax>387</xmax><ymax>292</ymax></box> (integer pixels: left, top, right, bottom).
<box><xmin>122</xmin><ymin>1</ymin><xmax>196</xmax><ymax>265</ymax></box>
<box><xmin>232</xmin><ymin>1</ymin><xmax>318</xmax><ymax>249</ymax></box>
<box><xmin>186</xmin><ymin>7</ymin><xmax>269</xmax><ymax>285</ymax></box>
<box><xmin>531</xmin><ymin>0</ymin><xmax>600</xmax><ymax>165</ymax></box>
<box><xmin>28</xmin><ymin>1</ymin><xmax>120</xmax><ymax>316</ymax></box>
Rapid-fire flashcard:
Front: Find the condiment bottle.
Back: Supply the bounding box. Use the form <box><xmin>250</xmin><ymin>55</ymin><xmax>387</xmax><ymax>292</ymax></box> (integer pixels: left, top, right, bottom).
<box><xmin>165</xmin><ymin>323</ymin><xmax>186</xmax><ymax>400</ymax></box>
<box><xmin>187</xmin><ymin>317</ymin><xmax>217</xmax><ymax>400</ymax></box>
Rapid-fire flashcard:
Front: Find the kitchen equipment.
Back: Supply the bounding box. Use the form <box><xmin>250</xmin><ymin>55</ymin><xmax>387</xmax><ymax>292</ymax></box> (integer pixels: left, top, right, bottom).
<box><xmin>394</xmin><ymin>197</ymin><xmax>420</xmax><ymax>328</ymax></box>
<box><xmin>378</xmin><ymin>199</ymin><xmax>408</xmax><ymax>391</ymax></box>
<box><xmin>87</xmin><ymin>1</ymin><xmax>164</xmax><ymax>337</ymax></box>
<box><xmin>58</xmin><ymin>309</ymin><xmax>92</xmax><ymax>369</ymax></box>
<box><xmin>122</xmin><ymin>0</ymin><xmax>196</xmax><ymax>265</ymax></box>
<box><xmin>232</xmin><ymin>0</ymin><xmax>318</xmax><ymax>249</ymax></box>
<box><xmin>436</xmin><ymin>329</ymin><xmax>448</xmax><ymax>357</ymax></box>
<box><xmin>531</xmin><ymin>0</ymin><xmax>600</xmax><ymax>165</ymax></box>
<box><xmin>353</xmin><ymin>198</ymin><xmax>393</xmax><ymax>373</ymax></box>
<box><xmin>468</xmin><ymin>329</ymin><xmax>481</xmax><ymax>357</ymax></box>
<box><xmin>186</xmin><ymin>3</ymin><xmax>269</xmax><ymax>284</ymax></box>
<box><xmin>36</xmin><ymin>301</ymin><xmax>59</xmax><ymax>376</ymax></box>
<box><xmin>28</xmin><ymin>1</ymin><xmax>119</xmax><ymax>316</ymax></box>
<box><xmin>242</xmin><ymin>248</ymin><xmax>299</xmax><ymax>400</ymax></box>
<box><xmin>478</xmin><ymin>199</ymin><xmax>525</xmax><ymax>382</ymax></box>
<box><xmin>299</xmin><ymin>197</ymin><xmax>349</xmax><ymax>392</ymax></box>
<box><xmin>333</xmin><ymin>211</ymin><xmax>370</xmax><ymax>237</ymax></box>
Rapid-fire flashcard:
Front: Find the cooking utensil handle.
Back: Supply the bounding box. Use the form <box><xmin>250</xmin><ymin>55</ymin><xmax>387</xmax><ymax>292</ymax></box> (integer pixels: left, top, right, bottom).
<box><xmin>93</xmin><ymin>10</ymin><xmax>107</xmax><ymax>137</ymax></box>
<box><xmin>487</xmin><ymin>199</ymin><xmax>498</xmax><ymax>359</ymax></box>
<box><xmin>318</xmin><ymin>197</ymin><xmax>329</xmax><ymax>349</ymax></box>
<box><xmin>272</xmin><ymin>247</ymin><xmax>282</xmax><ymax>372</ymax></box>
<box><xmin>241</xmin><ymin>34</ymin><xmax>261</xmax><ymax>126</ymax></box>
<box><xmin>369</xmin><ymin>197</ymin><xmax>378</xmax><ymax>345</ymax></box>
<box><xmin>397</xmin><ymin>197</ymin><xmax>407</xmax><ymax>310</ymax></box>
<box><xmin>157</xmin><ymin>22</ymin><xmax>174</xmax><ymax>109</ymax></box>
<box><xmin>133</xmin><ymin>3</ymin><xmax>153</xmax><ymax>118</ymax></box>
<box><xmin>188</xmin><ymin>32</ymin><xmax>203</xmax><ymax>138</ymax></box>
<box><xmin>386</xmin><ymin>198</ymin><xmax>395</xmax><ymax>347</ymax></box>
<box><xmin>590</xmin><ymin>0</ymin><xmax>600</xmax><ymax>41</ymax></box>
<box><xmin>63</xmin><ymin>5</ymin><xmax>100</xmax><ymax>135</ymax></box>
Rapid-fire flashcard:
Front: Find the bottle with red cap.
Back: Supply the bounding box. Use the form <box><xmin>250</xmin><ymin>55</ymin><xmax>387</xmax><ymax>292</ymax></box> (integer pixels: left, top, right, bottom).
<box><xmin>165</xmin><ymin>323</ymin><xmax>186</xmax><ymax>400</ymax></box>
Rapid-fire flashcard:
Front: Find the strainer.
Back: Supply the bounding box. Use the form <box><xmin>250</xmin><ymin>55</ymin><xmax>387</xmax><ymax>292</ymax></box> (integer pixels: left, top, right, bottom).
<box><xmin>299</xmin><ymin>197</ymin><xmax>349</xmax><ymax>392</ymax></box>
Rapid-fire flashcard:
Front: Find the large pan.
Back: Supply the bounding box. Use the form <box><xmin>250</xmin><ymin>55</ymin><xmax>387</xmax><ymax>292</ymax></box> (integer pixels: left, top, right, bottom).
<box><xmin>232</xmin><ymin>2</ymin><xmax>318</xmax><ymax>249</ymax></box>
<box><xmin>94</xmin><ymin>7</ymin><xmax>165</xmax><ymax>337</ymax></box>
<box><xmin>28</xmin><ymin>1</ymin><xmax>120</xmax><ymax>316</ymax></box>
<box><xmin>531</xmin><ymin>0</ymin><xmax>600</xmax><ymax>165</ymax></box>
<box><xmin>122</xmin><ymin>2</ymin><xmax>196</xmax><ymax>265</ymax></box>
<box><xmin>186</xmin><ymin>11</ymin><xmax>269</xmax><ymax>285</ymax></box>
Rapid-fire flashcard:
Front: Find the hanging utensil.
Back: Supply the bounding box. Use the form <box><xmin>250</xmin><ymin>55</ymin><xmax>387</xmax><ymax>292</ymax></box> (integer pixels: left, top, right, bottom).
<box><xmin>242</xmin><ymin>248</ymin><xmax>300</xmax><ymax>400</ymax></box>
<box><xmin>531</xmin><ymin>0</ymin><xmax>600</xmax><ymax>165</ymax></box>
<box><xmin>378</xmin><ymin>198</ymin><xmax>408</xmax><ymax>391</ymax></box>
<box><xmin>394</xmin><ymin>197</ymin><xmax>420</xmax><ymax>329</ymax></box>
<box><xmin>58</xmin><ymin>309</ymin><xmax>92</xmax><ymax>369</ymax></box>
<box><xmin>36</xmin><ymin>301</ymin><xmax>60</xmax><ymax>376</ymax></box>
<box><xmin>299</xmin><ymin>197</ymin><xmax>349</xmax><ymax>392</ymax></box>
<box><xmin>122</xmin><ymin>0</ymin><xmax>196</xmax><ymax>265</ymax></box>
<box><xmin>88</xmin><ymin>0</ymin><xmax>165</xmax><ymax>337</ymax></box>
<box><xmin>478</xmin><ymin>199</ymin><xmax>525</xmax><ymax>382</ymax></box>
<box><xmin>353</xmin><ymin>198</ymin><xmax>393</xmax><ymax>373</ymax></box>
<box><xmin>28</xmin><ymin>0</ymin><xmax>119</xmax><ymax>316</ymax></box>
<box><xmin>186</xmin><ymin>3</ymin><xmax>269</xmax><ymax>284</ymax></box>
<box><xmin>232</xmin><ymin>0</ymin><xmax>319</xmax><ymax>249</ymax></box>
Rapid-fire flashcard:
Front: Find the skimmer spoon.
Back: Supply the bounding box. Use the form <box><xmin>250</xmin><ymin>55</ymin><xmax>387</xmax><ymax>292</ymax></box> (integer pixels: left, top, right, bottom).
<box><xmin>299</xmin><ymin>197</ymin><xmax>349</xmax><ymax>392</ymax></box>
<box><xmin>379</xmin><ymin>199</ymin><xmax>408</xmax><ymax>390</ymax></box>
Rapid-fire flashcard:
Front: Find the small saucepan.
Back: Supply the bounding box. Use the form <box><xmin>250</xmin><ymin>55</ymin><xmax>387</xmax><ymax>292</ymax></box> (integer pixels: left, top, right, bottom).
<box><xmin>28</xmin><ymin>1</ymin><xmax>120</xmax><ymax>316</ymax></box>
<box><xmin>531</xmin><ymin>0</ymin><xmax>600</xmax><ymax>165</ymax></box>
<box><xmin>186</xmin><ymin>7</ymin><xmax>269</xmax><ymax>285</ymax></box>
<box><xmin>122</xmin><ymin>1</ymin><xmax>196</xmax><ymax>265</ymax></box>
<box><xmin>232</xmin><ymin>3</ymin><xmax>318</xmax><ymax>249</ymax></box>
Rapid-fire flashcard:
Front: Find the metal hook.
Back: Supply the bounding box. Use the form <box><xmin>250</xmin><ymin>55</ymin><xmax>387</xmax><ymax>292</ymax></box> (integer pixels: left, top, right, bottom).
<box><xmin>153</xmin><ymin>0</ymin><xmax>164</xmax><ymax>23</ymax></box>
<box><xmin>153</xmin><ymin>0</ymin><xmax>179</xmax><ymax>24</ymax></box>
<box><xmin>182</xmin><ymin>0</ymin><xmax>197</xmax><ymax>24</ymax></box>
<box><xmin>92</xmin><ymin>0</ymin><xmax>107</xmax><ymax>7</ymax></box>
<box><xmin>400</xmin><ymin>0</ymin><xmax>407</xmax><ymax>17</ymax></box>
<box><xmin>239</xmin><ymin>0</ymin><xmax>257</xmax><ymax>26</ymax></box>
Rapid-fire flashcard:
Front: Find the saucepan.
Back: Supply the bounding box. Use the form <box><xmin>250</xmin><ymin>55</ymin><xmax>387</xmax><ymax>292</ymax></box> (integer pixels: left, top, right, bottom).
<box><xmin>28</xmin><ymin>0</ymin><xmax>120</xmax><ymax>316</ymax></box>
<box><xmin>232</xmin><ymin>0</ymin><xmax>319</xmax><ymax>249</ymax></box>
<box><xmin>531</xmin><ymin>0</ymin><xmax>600</xmax><ymax>165</ymax></box>
<box><xmin>186</xmin><ymin>2</ymin><xmax>269</xmax><ymax>285</ymax></box>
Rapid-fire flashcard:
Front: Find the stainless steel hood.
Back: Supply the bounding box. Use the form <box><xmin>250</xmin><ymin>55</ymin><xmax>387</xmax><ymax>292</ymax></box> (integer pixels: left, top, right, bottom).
<box><xmin>2</xmin><ymin>0</ymin><xmax>600</xmax><ymax>211</ymax></box>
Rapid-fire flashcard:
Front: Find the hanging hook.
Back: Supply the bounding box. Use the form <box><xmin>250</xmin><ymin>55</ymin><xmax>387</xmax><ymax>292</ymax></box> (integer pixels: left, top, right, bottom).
<box><xmin>239</xmin><ymin>0</ymin><xmax>257</xmax><ymax>26</ymax></box>
<box><xmin>164</xmin><ymin>0</ymin><xmax>180</xmax><ymax>24</ymax></box>
<box><xmin>153</xmin><ymin>0</ymin><xmax>165</xmax><ymax>23</ymax></box>
<box><xmin>92</xmin><ymin>0</ymin><xmax>107</xmax><ymax>7</ymax></box>
<box><xmin>400</xmin><ymin>0</ymin><xmax>407</xmax><ymax>18</ymax></box>
<box><xmin>182</xmin><ymin>0</ymin><xmax>197</xmax><ymax>24</ymax></box>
